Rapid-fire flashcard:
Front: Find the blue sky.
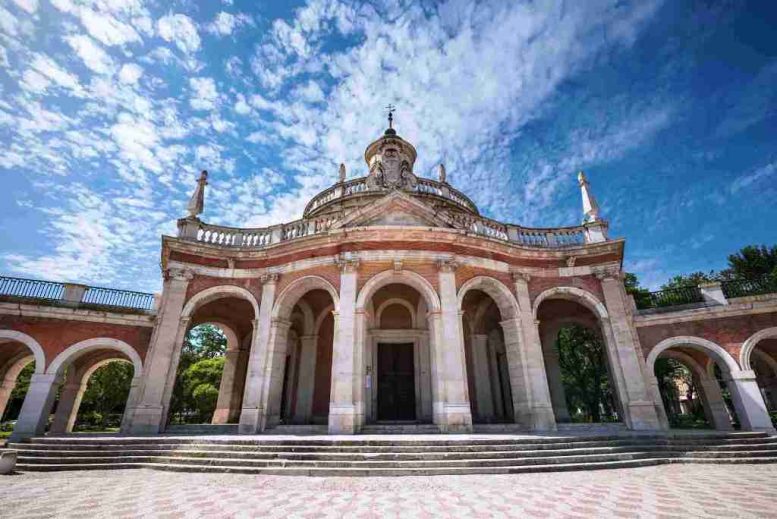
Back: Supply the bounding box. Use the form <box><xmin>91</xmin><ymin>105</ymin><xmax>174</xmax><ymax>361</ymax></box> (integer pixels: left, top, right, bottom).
<box><xmin>0</xmin><ymin>0</ymin><xmax>775</xmax><ymax>292</ymax></box>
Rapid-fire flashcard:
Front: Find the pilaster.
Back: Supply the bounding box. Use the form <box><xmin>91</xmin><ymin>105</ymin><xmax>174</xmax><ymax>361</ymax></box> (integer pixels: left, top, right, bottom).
<box><xmin>10</xmin><ymin>373</ymin><xmax>60</xmax><ymax>441</ymax></box>
<box><xmin>294</xmin><ymin>335</ymin><xmax>319</xmax><ymax>423</ymax></box>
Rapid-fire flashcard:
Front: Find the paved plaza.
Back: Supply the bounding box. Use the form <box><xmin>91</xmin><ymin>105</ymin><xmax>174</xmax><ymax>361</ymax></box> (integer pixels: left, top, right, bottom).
<box><xmin>1</xmin><ymin>465</ymin><xmax>776</xmax><ymax>518</ymax></box>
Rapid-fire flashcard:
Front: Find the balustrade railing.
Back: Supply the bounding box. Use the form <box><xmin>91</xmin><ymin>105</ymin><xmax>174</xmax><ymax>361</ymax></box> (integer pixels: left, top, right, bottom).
<box><xmin>81</xmin><ymin>286</ymin><xmax>156</xmax><ymax>310</ymax></box>
<box><xmin>635</xmin><ymin>285</ymin><xmax>704</xmax><ymax>310</ymax></box>
<box><xmin>0</xmin><ymin>275</ymin><xmax>155</xmax><ymax>311</ymax></box>
<box><xmin>721</xmin><ymin>276</ymin><xmax>777</xmax><ymax>299</ymax></box>
<box><xmin>0</xmin><ymin>276</ymin><xmax>64</xmax><ymax>301</ymax></box>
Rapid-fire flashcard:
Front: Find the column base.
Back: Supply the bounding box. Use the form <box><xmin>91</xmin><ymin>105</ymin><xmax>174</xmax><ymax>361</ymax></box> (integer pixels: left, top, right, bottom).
<box><xmin>435</xmin><ymin>403</ymin><xmax>473</xmax><ymax>433</ymax></box>
<box><xmin>625</xmin><ymin>400</ymin><xmax>663</xmax><ymax>431</ymax></box>
<box><xmin>126</xmin><ymin>406</ymin><xmax>165</xmax><ymax>435</ymax></box>
<box><xmin>328</xmin><ymin>404</ymin><xmax>361</xmax><ymax>434</ymax></box>
<box><xmin>528</xmin><ymin>405</ymin><xmax>557</xmax><ymax>432</ymax></box>
<box><xmin>238</xmin><ymin>407</ymin><xmax>266</xmax><ymax>434</ymax></box>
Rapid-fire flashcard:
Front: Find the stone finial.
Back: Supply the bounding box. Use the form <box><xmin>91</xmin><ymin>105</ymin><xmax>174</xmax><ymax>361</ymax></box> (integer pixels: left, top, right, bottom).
<box><xmin>338</xmin><ymin>163</ymin><xmax>346</xmax><ymax>183</ymax></box>
<box><xmin>578</xmin><ymin>171</ymin><xmax>601</xmax><ymax>223</ymax></box>
<box><xmin>438</xmin><ymin>163</ymin><xmax>447</xmax><ymax>183</ymax></box>
<box><xmin>186</xmin><ymin>170</ymin><xmax>208</xmax><ymax>218</ymax></box>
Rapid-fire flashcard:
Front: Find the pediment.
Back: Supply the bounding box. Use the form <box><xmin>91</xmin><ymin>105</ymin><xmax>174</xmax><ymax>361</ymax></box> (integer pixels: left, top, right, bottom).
<box><xmin>332</xmin><ymin>190</ymin><xmax>460</xmax><ymax>230</ymax></box>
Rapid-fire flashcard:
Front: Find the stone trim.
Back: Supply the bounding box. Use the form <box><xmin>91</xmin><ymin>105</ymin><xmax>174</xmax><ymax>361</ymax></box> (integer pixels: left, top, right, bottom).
<box><xmin>0</xmin><ymin>301</ymin><xmax>156</xmax><ymax>328</ymax></box>
<box><xmin>633</xmin><ymin>297</ymin><xmax>777</xmax><ymax>327</ymax></box>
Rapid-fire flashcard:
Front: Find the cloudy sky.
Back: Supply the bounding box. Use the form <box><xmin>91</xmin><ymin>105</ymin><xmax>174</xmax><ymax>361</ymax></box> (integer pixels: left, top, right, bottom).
<box><xmin>0</xmin><ymin>0</ymin><xmax>775</xmax><ymax>292</ymax></box>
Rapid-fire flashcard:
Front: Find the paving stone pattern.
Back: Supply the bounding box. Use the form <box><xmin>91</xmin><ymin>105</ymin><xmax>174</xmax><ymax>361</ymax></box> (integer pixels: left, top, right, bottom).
<box><xmin>2</xmin><ymin>465</ymin><xmax>777</xmax><ymax>518</ymax></box>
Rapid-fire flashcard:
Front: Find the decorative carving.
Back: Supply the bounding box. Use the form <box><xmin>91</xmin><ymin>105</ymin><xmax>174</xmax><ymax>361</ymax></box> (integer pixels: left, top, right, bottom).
<box><xmin>511</xmin><ymin>271</ymin><xmax>531</xmax><ymax>283</ymax></box>
<box><xmin>260</xmin><ymin>272</ymin><xmax>279</xmax><ymax>284</ymax></box>
<box><xmin>566</xmin><ymin>256</ymin><xmax>577</xmax><ymax>267</ymax></box>
<box><xmin>593</xmin><ymin>265</ymin><xmax>621</xmax><ymax>281</ymax></box>
<box><xmin>336</xmin><ymin>254</ymin><xmax>360</xmax><ymax>272</ymax></box>
<box><xmin>436</xmin><ymin>257</ymin><xmax>458</xmax><ymax>272</ymax></box>
<box><xmin>366</xmin><ymin>139</ymin><xmax>418</xmax><ymax>191</ymax></box>
<box><xmin>393</xmin><ymin>259</ymin><xmax>403</xmax><ymax>273</ymax></box>
<box><xmin>165</xmin><ymin>267</ymin><xmax>194</xmax><ymax>281</ymax></box>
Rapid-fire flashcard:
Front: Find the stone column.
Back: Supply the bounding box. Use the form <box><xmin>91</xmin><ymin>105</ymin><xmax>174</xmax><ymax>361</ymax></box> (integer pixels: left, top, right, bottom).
<box><xmin>486</xmin><ymin>334</ymin><xmax>506</xmax><ymax>420</ymax></box>
<box><xmin>328</xmin><ymin>258</ymin><xmax>360</xmax><ymax>434</ymax></box>
<box><xmin>596</xmin><ymin>268</ymin><xmax>662</xmax><ymax>430</ymax></box>
<box><xmin>698</xmin><ymin>377</ymin><xmax>734</xmax><ymax>431</ymax></box>
<box><xmin>10</xmin><ymin>374</ymin><xmax>60</xmax><ymax>440</ymax></box>
<box><xmin>49</xmin><ymin>381</ymin><xmax>85</xmax><ymax>434</ymax></box>
<box><xmin>294</xmin><ymin>335</ymin><xmax>318</xmax><ymax>423</ymax></box>
<box><xmin>469</xmin><ymin>334</ymin><xmax>494</xmax><ymax>421</ymax></box>
<box><xmin>510</xmin><ymin>273</ymin><xmax>556</xmax><ymax>431</ymax></box>
<box><xmin>239</xmin><ymin>274</ymin><xmax>277</xmax><ymax>433</ymax></box>
<box><xmin>212</xmin><ymin>349</ymin><xmax>243</xmax><ymax>424</ymax></box>
<box><xmin>263</xmin><ymin>318</ymin><xmax>293</xmax><ymax>427</ymax></box>
<box><xmin>0</xmin><ymin>380</ymin><xmax>15</xmax><ymax>421</ymax></box>
<box><xmin>433</xmin><ymin>259</ymin><xmax>473</xmax><ymax>432</ymax></box>
<box><xmin>726</xmin><ymin>370</ymin><xmax>776</xmax><ymax>432</ymax></box>
<box><xmin>540</xmin><ymin>323</ymin><xmax>571</xmax><ymax>423</ymax></box>
<box><xmin>120</xmin><ymin>376</ymin><xmax>143</xmax><ymax>433</ymax></box>
<box><xmin>128</xmin><ymin>268</ymin><xmax>193</xmax><ymax>434</ymax></box>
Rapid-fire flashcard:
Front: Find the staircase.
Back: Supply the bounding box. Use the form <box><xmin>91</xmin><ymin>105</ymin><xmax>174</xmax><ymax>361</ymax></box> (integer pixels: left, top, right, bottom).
<box><xmin>7</xmin><ymin>432</ymin><xmax>777</xmax><ymax>476</ymax></box>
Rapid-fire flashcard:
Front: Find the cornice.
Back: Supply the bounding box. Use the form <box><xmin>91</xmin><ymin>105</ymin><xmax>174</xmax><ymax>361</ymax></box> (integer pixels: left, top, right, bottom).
<box><xmin>0</xmin><ymin>301</ymin><xmax>157</xmax><ymax>327</ymax></box>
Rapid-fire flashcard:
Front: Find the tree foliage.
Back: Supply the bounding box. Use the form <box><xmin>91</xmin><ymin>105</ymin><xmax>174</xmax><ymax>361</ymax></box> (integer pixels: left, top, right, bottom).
<box><xmin>653</xmin><ymin>358</ymin><xmax>708</xmax><ymax>428</ymax></box>
<box><xmin>168</xmin><ymin>324</ymin><xmax>227</xmax><ymax>424</ymax></box>
<box><xmin>556</xmin><ymin>324</ymin><xmax>618</xmax><ymax>423</ymax></box>
<box><xmin>74</xmin><ymin>362</ymin><xmax>134</xmax><ymax>430</ymax></box>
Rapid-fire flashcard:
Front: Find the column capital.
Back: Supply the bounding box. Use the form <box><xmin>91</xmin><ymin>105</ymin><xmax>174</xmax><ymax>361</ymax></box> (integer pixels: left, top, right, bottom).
<box><xmin>271</xmin><ymin>317</ymin><xmax>293</xmax><ymax>331</ymax></box>
<box><xmin>260</xmin><ymin>272</ymin><xmax>279</xmax><ymax>284</ymax></box>
<box><xmin>179</xmin><ymin>316</ymin><xmax>192</xmax><ymax>326</ymax></box>
<box><xmin>593</xmin><ymin>265</ymin><xmax>622</xmax><ymax>281</ymax></box>
<box><xmin>165</xmin><ymin>267</ymin><xmax>194</xmax><ymax>281</ymax></box>
<box><xmin>436</xmin><ymin>257</ymin><xmax>458</xmax><ymax>272</ymax></box>
<box><xmin>511</xmin><ymin>271</ymin><xmax>531</xmax><ymax>283</ymax></box>
<box><xmin>336</xmin><ymin>255</ymin><xmax>360</xmax><ymax>272</ymax></box>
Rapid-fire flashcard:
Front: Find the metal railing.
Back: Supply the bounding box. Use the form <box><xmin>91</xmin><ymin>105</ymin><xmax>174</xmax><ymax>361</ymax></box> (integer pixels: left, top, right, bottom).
<box><xmin>636</xmin><ymin>285</ymin><xmax>704</xmax><ymax>310</ymax></box>
<box><xmin>721</xmin><ymin>276</ymin><xmax>777</xmax><ymax>299</ymax></box>
<box><xmin>0</xmin><ymin>275</ymin><xmax>155</xmax><ymax>312</ymax></box>
<box><xmin>81</xmin><ymin>286</ymin><xmax>156</xmax><ymax>310</ymax></box>
<box><xmin>0</xmin><ymin>276</ymin><xmax>64</xmax><ymax>301</ymax></box>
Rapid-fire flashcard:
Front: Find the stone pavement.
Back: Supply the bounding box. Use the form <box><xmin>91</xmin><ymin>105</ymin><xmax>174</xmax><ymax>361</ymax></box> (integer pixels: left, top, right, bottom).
<box><xmin>1</xmin><ymin>465</ymin><xmax>776</xmax><ymax>518</ymax></box>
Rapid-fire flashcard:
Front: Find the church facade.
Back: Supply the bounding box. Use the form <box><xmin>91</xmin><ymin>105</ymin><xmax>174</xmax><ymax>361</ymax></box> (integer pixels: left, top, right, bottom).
<box><xmin>2</xmin><ymin>125</ymin><xmax>776</xmax><ymax>439</ymax></box>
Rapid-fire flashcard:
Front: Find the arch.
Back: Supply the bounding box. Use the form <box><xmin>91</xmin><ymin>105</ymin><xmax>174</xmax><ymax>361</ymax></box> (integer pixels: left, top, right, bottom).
<box><xmin>375</xmin><ymin>298</ymin><xmax>417</xmax><ymax>329</ymax></box>
<box><xmin>751</xmin><ymin>348</ymin><xmax>777</xmax><ymax>378</ymax></box>
<box><xmin>457</xmin><ymin>276</ymin><xmax>520</xmax><ymax>320</ymax></box>
<box><xmin>646</xmin><ymin>336</ymin><xmax>740</xmax><ymax>375</ymax></box>
<box><xmin>740</xmin><ymin>327</ymin><xmax>777</xmax><ymax>371</ymax></box>
<box><xmin>196</xmin><ymin>321</ymin><xmax>240</xmax><ymax>352</ymax></box>
<box><xmin>78</xmin><ymin>357</ymin><xmax>132</xmax><ymax>385</ymax></box>
<box><xmin>272</xmin><ymin>276</ymin><xmax>340</xmax><ymax>321</ymax></box>
<box><xmin>356</xmin><ymin>270</ymin><xmax>441</xmax><ymax>313</ymax></box>
<box><xmin>47</xmin><ymin>338</ymin><xmax>143</xmax><ymax>378</ymax></box>
<box><xmin>0</xmin><ymin>330</ymin><xmax>46</xmax><ymax>374</ymax></box>
<box><xmin>182</xmin><ymin>285</ymin><xmax>260</xmax><ymax>320</ymax></box>
<box><xmin>532</xmin><ymin>286</ymin><xmax>609</xmax><ymax>321</ymax></box>
<box><xmin>291</xmin><ymin>299</ymin><xmax>316</xmax><ymax>335</ymax></box>
<box><xmin>659</xmin><ymin>350</ymin><xmax>709</xmax><ymax>380</ymax></box>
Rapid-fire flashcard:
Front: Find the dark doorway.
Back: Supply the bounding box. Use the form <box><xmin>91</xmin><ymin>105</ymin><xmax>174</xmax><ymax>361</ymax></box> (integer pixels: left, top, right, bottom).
<box><xmin>377</xmin><ymin>343</ymin><xmax>416</xmax><ymax>421</ymax></box>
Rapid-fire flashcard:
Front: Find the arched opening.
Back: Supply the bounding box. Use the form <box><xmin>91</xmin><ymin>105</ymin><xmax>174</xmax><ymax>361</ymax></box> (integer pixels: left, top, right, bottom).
<box><xmin>741</xmin><ymin>328</ymin><xmax>777</xmax><ymax>425</ymax></box>
<box><xmin>270</xmin><ymin>276</ymin><xmax>339</xmax><ymax>427</ymax></box>
<box><xmin>648</xmin><ymin>336</ymin><xmax>774</xmax><ymax>432</ymax></box>
<box><xmin>167</xmin><ymin>292</ymin><xmax>255</xmax><ymax>428</ymax></box>
<box><xmin>536</xmin><ymin>298</ymin><xmax>622</xmax><ymax>424</ymax></box>
<box><xmin>363</xmin><ymin>283</ymin><xmax>433</xmax><ymax>423</ymax></box>
<box><xmin>9</xmin><ymin>337</ymin><xmax>143</xmax><ymax>438</ymax></box>
<box><xmin>461</xmin><ymin>289</ymin><xmax>514</xmax><ymax>423</ymax></box>
<box><xmin>0</xmin><ymin>339</ymin><xmax>38</xmax><ymax>438</ymax></box>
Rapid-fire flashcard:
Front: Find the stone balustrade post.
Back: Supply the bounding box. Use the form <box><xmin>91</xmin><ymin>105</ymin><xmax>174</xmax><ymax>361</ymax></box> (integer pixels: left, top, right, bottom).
<box><xmin>328</xmin><ymin>257</ymin><xmax>361</xmax><ymax>434</ymax></box>
<box><xmin>239</xmin><ymin>274</ymin><xmax>278</xmax><ymax>433</ymax></box>
<box><xmin>127</xmin><ymin>268</ymin><xmax>193</xmax><ymax>434</ymax></box>
<box><xmin>177</xmin><ymin>217</ymin><xmax>201</xmax><ymax>239</ymax></box>
<box><xmin>62</xmin><ymin>283</ymin><xmax>88</xmax><ymax>305</ymax></box>
<box><xmin>699</xmin><ymin>282</ymin><xmax>728</xmax><ymax>306</ymax></box>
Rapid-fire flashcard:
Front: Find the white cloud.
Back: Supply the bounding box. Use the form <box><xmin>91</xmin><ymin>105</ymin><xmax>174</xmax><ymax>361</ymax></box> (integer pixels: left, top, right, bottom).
<box><xmin>157</xmin><ymin>13</ymin><xmax>200</xmax><ymax>54</ymax></box>
<box><xmin>65</xmin><ymin>34</ymin><xmax>115</xmax><ymax>74</ymax></box>
<box><xmin>189</xmin><ymin>77</ymin><xmax>219</xmax><ymax>111</ymax></box>
<box><xmin>79</xmin><ymin>7</ymin><xmax>142</xmax><ymax>46</ymax></box>
<box><xmin>206</xmin><ymin>12</ymin><xmax>252</xmax><ymax>36</ymax></box>
<box><xmin>731</xmin><ymin>161</ymin><xmax>776</xmax><ymax>193</ymax></box>
<box><xmin>21</xmin><ymin>54</ymin><xmax>83</xmax><ymax>95</ymax></box>
<box><xmin>118</xmin><ymin>62</ymin><xmax>143</xmax><ymax>84</ymax></box>
<box><xmin>12</xmin><ymin>0</ymin><xmax>38</xmax><ymax>15</ymax></box>
<box><xmin>291</xmin><ymin>80</ymin><xmax>325</xmax><ymax>103</ymax></box>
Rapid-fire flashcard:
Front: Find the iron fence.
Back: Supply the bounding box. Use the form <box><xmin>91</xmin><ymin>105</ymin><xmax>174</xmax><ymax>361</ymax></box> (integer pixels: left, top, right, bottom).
<box><xmin>0</xmin><ymin>276</ymin><xmax>64</xmax><ymax>301</ymax></box>
<box><xmin>721</xmin><ymin>276</ymin><xmax>777</xmax><ymax>299</ymax></box>
<box><xmin>81</xmin><ymin>286</ymin><xmax>155</xmax><ymax>310</ymax></box>
<box><xmin>636</xmin><ymin>285</ymin><xmax>704</xmax><ymax>310</ymax></box>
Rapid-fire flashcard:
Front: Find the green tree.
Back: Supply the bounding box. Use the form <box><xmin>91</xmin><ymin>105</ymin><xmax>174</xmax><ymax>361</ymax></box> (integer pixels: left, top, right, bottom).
<box><xmin>660</xmin><ymin>271</ymin><xmax>718</xmax><ymax>290</ymax></box>
<box><xmin>624</xmin><ymin>272</ymin><xmax>652</xmax><ymax>308</ymax></box>
<box><xmin>556</xmin><ymin>324</ymin><xmax>617</xmax><ymax>423</ymax></box>
<box><xmin>75</xmin><ymin>362</ymin><xmax>134</xmax><ymax>430</ymax></box>
<box><xmin>1</xmin><ymin>362</ymin><xmax>34</xmax><ymax>422</ymax></box>
<box><xmin>722</xmin><ymin>245</ymin><xmax>777</xmax><ymax>281</ymax></box>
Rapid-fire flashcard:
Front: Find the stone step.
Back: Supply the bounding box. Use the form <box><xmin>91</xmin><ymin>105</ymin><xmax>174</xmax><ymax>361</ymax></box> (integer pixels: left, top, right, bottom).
<box><xmin>15</xmin><ymin>456</ymin><xmax>777</xmax><ymax>476</ymax></box>
<box><xmin>360</xmin><ymin>424</ymin><xmax>441</xmax><ymax>434</ymax></box>
<box><xmin>165</xmin><ymin>424</ymin><xmax>239</xmax><ymax>435</ymax></box>
<box><xmin>11</xmin><ymin>443</ymin><xmax>777</xmax><ymax>461</ymax></box>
